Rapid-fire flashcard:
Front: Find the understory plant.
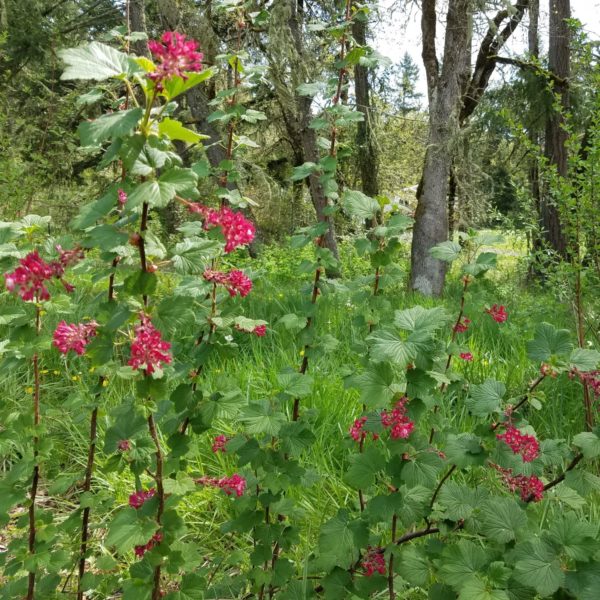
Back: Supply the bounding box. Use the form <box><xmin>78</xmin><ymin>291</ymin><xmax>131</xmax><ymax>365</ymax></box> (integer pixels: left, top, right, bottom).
<box><xmin>1</xmin><ymin>6</ymin><xmax>600</xmax><ymax>600</ymax></box>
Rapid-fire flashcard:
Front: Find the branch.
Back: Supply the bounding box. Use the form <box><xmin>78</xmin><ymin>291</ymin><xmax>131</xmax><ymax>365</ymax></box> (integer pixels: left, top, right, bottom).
<box><xmin>461</xmin><ymin>1</ymin><xmax>529</xmax><ymax>123</ymax></box>
<box><xmin>525</xmin><ymin>453</ymin><xmax>584</xmax><ymax>502</ymax></box>
<box><xmin>421</xmin><ymin>0</ymin><xmax>438</xmax><ymax>98</ymax></box>
<box><xmin>492</xmin><ymin>56</ymin><xmax>567</xmax><ymax>85</ymax></box>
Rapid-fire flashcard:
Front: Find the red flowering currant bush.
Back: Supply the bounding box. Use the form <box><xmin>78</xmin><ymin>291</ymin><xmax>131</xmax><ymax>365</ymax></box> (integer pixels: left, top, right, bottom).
<box><xmin>0</xmin><ymin>12</ymin><xmax>600</xmax><ymax>600</ymax></box>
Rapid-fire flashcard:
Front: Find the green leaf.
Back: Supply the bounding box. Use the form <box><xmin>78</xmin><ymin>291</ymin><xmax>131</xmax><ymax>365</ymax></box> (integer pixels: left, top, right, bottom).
<box><xmin>127</xmin><ymin>181</ymin><xmax>162</xmax><ymax>210</ymax></box>
<box><xmin>161</xmin><ymin>67</ymin><xmax>216</xmax><ymax>100</ymax></box>
<box><xmin>291</xmin><ymin>162</ymin><xmax>317</xmax><ymax>181</ymax></box>
<box><xmin>444</xmin><ymin>434</ymin><xmax>488</xmax><ymax>468</ymax></box>
<box><xmin>573</xmin><ymin>431</ymin><xmax>600</xmax><ymax>458</ymax></box>
<box><xmin>397</xmin><ymin>546</ymin><xmax>430</xmax><ymax>586</ymax></box>
<box><xmin>317</xmin><ymin>511</ymin><xmax>367</xmax><ymax>570</ymax></box>
<box><xmin>343</xmin><ymin>447</ymin><xmax>385</xmax><ymax>489</ymax></box>
<box><xmin>526</xmin><ymin>323</ymin><xmax>573</xmax><ymax>362</ymax></box>
<box><xmin>158</xmin><ymin>167</ymin><xmax>198</xmax><ymax>198</ymax></box>
<box><xmin>545</xmin><ymin>513</ymin><xmax>599</xmax><ymax>561</ymax></box>
<box><xmin>59</xmin><ymin>42</ymin><xmax>132</xmax><ymax>80</ymax></box>
<box><xmin>345</xmin><ymin>362</ymin><xmax>400</xmax><ymax>408</ymax></box>
<box><xmin>479</xmin><ymin>497</ymin><xmax>527</xmax><ymax>543</ymax></box>
<box><xmin>239</xmin><ymin>401</ymin><xmax>286</xmax><ymax>436</ymax></box>
<box><xmin>400</xmin><ymin>452</ymin><xmax>444</xmax><ymax>488</ymax></box>
<box><xmin>439</xmin><ymin>541</ymin><xmax>489</xmax><ymax>589</ymax></box>
<box><xmin>438</xmin><ymin>482</ymin><xmax>488</xmax><ymax>521</ymax></box>
<box><xmin>82</xmin><ymin>224</ymin><xmax>129</xmax><ymax>252</ymax></box>
<box><xmin>158</xmin><ymin>118</ymin><xmax>208</xmax><ymax>144</ymax></box>
<box><xmin>164</xmin><ymin>574</ymin><xmax>206</xmax><ymax>600</ymax></box>
<box><xmin>341</xmin><ymin>190</ymin><xmax>381</xmax><ymax>220</ymax></box>
<box><xmin>394</xmin><ymin>306</ymin><xmax>449</xmax><ymax>333</ymax></box>
<box><xmin>79</xmin><ymin>108</ymin><xmax>143</xmax><ymax>146</ymax></box>
<box><xmin>106</xmin><ymin>508</ymin><xmax>158</xmax><ymax>553</ymax></box>
<box><xmin>277</xmin><ymin>371</ymin><xmax>313</xmax><ymax>398</ymax></box>
<box><xmin>466</xmin><ymin>380</ymin><xmax>505</xmax><ymax>417</ymax></box>
<box><xmin>296</xmin><ymin>82</ymin><xmax>325</xmax><ymax>96</ymax></box>
<box><xmin>458</xmin><ymin>576</ymin><xmax>509</xmax><ymax>600</ymax></box>
<box><xmin>513</xmin><ymin>540</ymin><xmax>564</xmax><ymax>596</ymax></box>
<box><xmin>430</xmin><ymin>241</ymin><xmax>462</xmax><ymax>262</ymax></box>
<box><xmin>569</xmin><ymin>348</ymin><xmax>600</xmax><ymax>372</ymax></box>
<box><xmin>367</xmin><ymin>329</ymin><xmax>428</xmax><ymax>368</ymax></box>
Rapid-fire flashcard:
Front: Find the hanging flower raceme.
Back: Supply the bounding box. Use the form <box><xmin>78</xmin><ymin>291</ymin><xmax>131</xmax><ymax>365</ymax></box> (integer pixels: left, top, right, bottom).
<box><xmin>196</xmin><ymin>474</ymin><xmax>247</xmax><ymax>497</ymax></box>
<box><xmin>129</xmin><ymin>489</ymin><xmax>156</xmax><ymax>509</ymax></box>
<box><xmin>459</xmin><ymin>352</ymin><xmax>473</xmax><ymax>361</ymax></box>
<box><xmin>570</xmin><ymin>368</ymin><xmax>600</xmax><ymax>397</ymax></box>
<box><xmin>128</xmin><ymin>314</ymin><xmax>172</xmax><ymax>375</ymax></box>
<box><xmin>453</xmin><ymin>317</ymin><xmax>471</xmax><ymax>334</ymax></box>
<box><xmin>492</xmin><ymin>464</ymin><xmax>544</xmax><ymax>502</ymax></box>
<box><xmin>117</xmin><ymin>188</ymin><xmax>128</xmax><ymax>206</ymax></box>
<box><xmin>4</xmin><ymin>250</ymin><xmax>56</xmax><ymax>301</ymax></box>
<box><xmin>211</xmin><ymin>435</ymin><xmax>229</xmax><ymax>453</ymax></box>
<box><xmin>147</xmin><ymin>31</ymin><xmax>203</xmax><ymax>85</ymax></box>
<box><xmin>53</xmin><ymin>321</ymin><xmax>97</xmax><ymax>355</ymax></box>
<box><xmin>349</xmin><ymin>416</ymin><xmax>379</xmax><ymax>443</ymax></box>
<box><xmin>362</xmin><ymin>547</ymin><xmax>386</xmax><ymax>576</ymax></box>
<box><xmin>381</xmin><ymin>397</ymin><xmax>414</xmax><ymax>440</ymax></box>
<box><xmin>189</xmin><ymin>204</ymin><xmax>256</xmax><ymax>253</ymax></box>
<box><xmin>203</xmin><ymin>268</ymin><xmax>252</xmax><ymax>297</ymax></box>
<box><xmin>496</xmin><ymin>425</ymin><xmax>539</xmax><ymax>462</ymax></box>
<box><xmin>486</xmin><ymin>304</ymin><xmax>508</xmax><ymax>323</ymax></box>
<box><xmin>134</xmin><ymin>531</ymin><xmax>163</xmax><ymax>558</ymax></box>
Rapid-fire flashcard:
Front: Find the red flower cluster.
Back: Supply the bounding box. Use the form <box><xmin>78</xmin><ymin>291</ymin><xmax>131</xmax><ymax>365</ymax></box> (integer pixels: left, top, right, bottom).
<box><xmin>5</xmin><ymin>251</ymin><xmax>55</xmax><ymax>301</ymax></box>
<box><xmin>147</xmin><ymin>31</ymin><xmax>203</xmax><ymax>85</ymax></box>
<box><xmin>459</xmin><ymin>352</ymin><xmax>473</xmax><ymax>361</ymax></box>
<box><xmin>381</xmin><ymin>397</ymin><xmax>414</xmax><ymax>440</ymax></box>
<box><xmin>196</xmin><ymin>474</ymin><xmax>246</xmax><ymax>497</ymax></box>
<box><xmin>362</xmin><ymin>547</ymin><xmax>386</xmax><ymax>577</ymax></box>
<box><xmin>189</xmin><ymin>204</ymin><xmax>256</xmax><ymax>253</ymax></box>
<box><xmin>117</xmin><ymin>188</ymin><xmax>128</xmax><ymax>206</ymax></box>
<box><xmin>53</xmin><ymin>321</ymin><xmax>97</xmax><ymax>355</ymax></box>
<box><xmin>349</xmin><ymin>416</ymin><xmax>379</xmax><ymax>443</ymax></box>
<box><xmin>496</xmin><ymin>426</ymin><xmax>539</xmax><ymax>462</ymax></box>
<box><xmin>129</xmin><ymin>489</ymin><xmax>156</xmax><ymax>509</ymax></box>
<box><xmin>570</xmin><ymin>368</ymin><xmax>600</xmax><ymax>397</ymax></box>
<box><xmin>203</xmin><ymin>268</ymin><xmax>252</xmax><ymax>297</ymax></box>
<box><xmin>486</xmin><ymin>304</ymin><xmax>507</xmax><ymax>323</ymax></box>
<box><xmin>128</xmin><ymin>314</ymin><xmax>172</xmax><ymax>375</ymax></box>
<box><xmin>134</xmin><ymin>531</ymin><xmax>162</xmax><ymax>558</ymax></box>
<box><xmin>493</xmin><ymin>464</ymin><xmax>544</xmax><ymax>502</ymax></box>
<box><xmin>118</xmin><ymin>440</ymin><xmax>130</xmax><ymax>452</ymax></box>
<box><xmin>54</xmin><ymin>245</ymin><xmax>84</xmax><ymax>272</ymax></box>
<box><xmin>453</xmin><ymin>317</ymin><xmax>471</xmax><ymax>334</ymax></box>
<box><xmin>211</xmin><ymin>435</ymin><xmax>229</xmax><ymax>453</ymax></box>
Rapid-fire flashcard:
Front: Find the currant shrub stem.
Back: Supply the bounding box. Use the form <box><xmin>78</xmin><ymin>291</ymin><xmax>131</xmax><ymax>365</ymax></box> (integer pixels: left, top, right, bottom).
<box><xmin>388</xmin><ymin>514</ymin><xmax>397</xmax><ymax>599</ymax></box>
<box><xmin>147</xmin><ymin>413</ymin><xmax>165</xmax><ymax>600</ymax></box>
<box><xmin>27</xmin><ymin>303</ymin><xmax>42</xmax><ymax>600</ymax></box>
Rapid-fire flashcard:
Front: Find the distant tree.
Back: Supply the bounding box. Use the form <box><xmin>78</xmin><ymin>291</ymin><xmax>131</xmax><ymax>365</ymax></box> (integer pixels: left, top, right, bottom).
<box><xmin>397</xmin><ymin>52</ymin><xmax>422</xmax><ymax>113</ymax></box>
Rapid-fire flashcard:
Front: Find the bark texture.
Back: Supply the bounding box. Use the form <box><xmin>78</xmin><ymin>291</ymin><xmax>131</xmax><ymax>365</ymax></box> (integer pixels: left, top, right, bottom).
<box><xmin>410</xmin><ymin>0</ymin><xmax>471</xmax><ymax>296</ymax></box>
<box><xmin>542</xmin><ymin>0</ymin><xmax>570</xmax><ymax>257</ymax></box>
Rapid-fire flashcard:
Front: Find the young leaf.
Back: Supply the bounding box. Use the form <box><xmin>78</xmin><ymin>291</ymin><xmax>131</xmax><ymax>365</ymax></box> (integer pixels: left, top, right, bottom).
<box><xmin>59</xmin><ymin>42</ymin><xmax>132</xmax><ymax>80</ymax></box>
<box><xmin>526</xmin><ymin>323</ymin><xmax>573</xmax><ymax>362</ymax></box>
<box><xmin>79</xmin><ymin>108</ymin><xmax>143</xmax><ymax>146</ymax></box>
<box><xmin>341</xmin><ymin>190</ymin><xmax>381</xmax><ymax>220</ymax></box>
<box><xmin>466</xmin><ymin>380</ymin><xmax>505</xmax><ymax>417</ymax></box>
<box><xmin>430</xmin><ymin>240</ymin><xmax>462</xmax><ymax>262</ymax></box>
<box><xmin>573</xmin><ymin>431</ymin><xmax>600</xmax><ymax>459</ymax></box>
<box><xmin>343</xmin><ymin>447</ymin><xmax>385</xmax><ymax>489</ymax></box>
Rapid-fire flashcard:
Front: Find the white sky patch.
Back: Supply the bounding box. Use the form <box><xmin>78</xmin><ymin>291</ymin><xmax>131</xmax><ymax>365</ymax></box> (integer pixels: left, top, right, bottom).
<box><xmin>374</xmin><ymin>0</ymin><xmax>600</xmax><ymax>97</ymax></box>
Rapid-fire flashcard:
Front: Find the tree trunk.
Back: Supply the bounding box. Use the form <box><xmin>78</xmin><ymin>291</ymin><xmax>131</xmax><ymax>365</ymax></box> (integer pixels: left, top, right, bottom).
<box><xmin>128</xmin><ymin>0</ymin><xmax>147</xmax><ymax>56</ymax></box>
<box><xmin>352</xmin><ymin>8</ymin><xmax>379</xmax><ymax>225</ymax></box>
<box><xmin>410</xmin><ymin>0</ymin><xmax>471</xmax><ymax>296</ymax></box>
<box><xmin>542</xmin><ymin>0</ymin><xmax>570</xmax><ymax>257</ymax></box>
<box><xmin>288</xmin><ymin>0</ymin><xmax>339</xmax><ymax>263</ymax></box>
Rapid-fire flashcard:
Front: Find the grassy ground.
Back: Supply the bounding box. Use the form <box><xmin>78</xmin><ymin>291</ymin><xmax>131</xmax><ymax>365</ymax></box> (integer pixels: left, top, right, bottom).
<box><xmin>1</xmin><ymin>233</ymin><xmax>598</xmax><ymax>596</ymax></box>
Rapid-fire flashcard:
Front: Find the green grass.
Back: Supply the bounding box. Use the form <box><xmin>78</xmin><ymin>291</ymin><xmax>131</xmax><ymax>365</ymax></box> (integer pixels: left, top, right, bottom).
<box><xmin>1</xmin><ymin>236</ymin><xmax>598</xmax><ymax>595</ymax></box>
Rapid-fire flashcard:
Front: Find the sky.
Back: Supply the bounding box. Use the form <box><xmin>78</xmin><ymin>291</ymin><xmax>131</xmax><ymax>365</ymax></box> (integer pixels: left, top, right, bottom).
<box><xmin>374</xmin><ymin>0</ymin><xmax>600</xmax><ymax>97</ymax></box>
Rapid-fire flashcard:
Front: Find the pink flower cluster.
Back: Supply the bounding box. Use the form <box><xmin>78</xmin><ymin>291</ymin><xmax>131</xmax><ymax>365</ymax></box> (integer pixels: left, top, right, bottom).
<box><xmin>203</xmin><ymin>268</ymin><xmax>252</xmax><ymax>297</ymax></box>
<box><xmin>211</xmin><ymin>435</ymin><xmax>229</xmax><ymax>453</ymax></box>
<box><xmin>5</xmin><ymin>251</ymin><xmax>56</xmax><ymax>301</ymax></box>
<box><xmin>235</xmin><ymin>322</ymin><xmax>266</xmax><ymax>337</ymax></box>
<box><xmin>189</xmin><ymin>204</ymin><xmax>255</xmax><ymax>253</ymax></box>
<box><xmin>381</xmin><ymin>397</ymin><xmax>414</xmax><ymax>440</ymax></box>
<box><xmin>117</xmin><ymin>188</ymin><xmax>128</xmax><ymax>206</ymax></box>
<box><xmin>196</xmin><ymin>474</ymin><xmax>246</xmax><ymax>497</ymax></box>
<box><xmin>4</xmin><ymin>248</ymin><xmax>82</xmax><ymax>302</ymax></box>
<box><xmin>118</xmin><ymin>440</ymin><xmax>131</xmax><ymax>451</ymax></box>
<box><xmin>129</xmin><ymin>489</ymin><xmax>156</xmax><ymax>509</ymax></box>
<box><xmin>148</xmin><ymin>31</ymin><xmax>203</xmax><ymax>85</ymax></box>
<box><xmin>53</xmin><ymin>321</ymin><xmax>97</xmax><ymax>355</ymax></box>
<box><xmin>570</xmin><ymin>368</ymin><xmax>600</xmax><ymax>397</ymax></box>
<box><xmin>493</xmin><ymin>464</ymin><xmax>544</xmax><ymax>502</ymax></box>
<box><xmin>128</xmin><ymin>314</ymin><xmax>172</xmax><ymax>375</ymax></box>
<box><xmin>486</xmin><ymin>304</ymin><xmax>507</xmax><ymax>323</ymax></box>
<box><xmin>349</xmin><ymin>416</ymin><xmax>379</xmax><ymax>443</ymax></box>
<box><xmin>134</xmin><ymin>531</ymin><xmax>162</xmax><ymax>558</ymax></box>
<box><xmin>460</xmin><ymin>352</ymin><xmax>473</xmax><ymax>361</ymax></box>
<box><xmin>362</xmin><ymin>547</ymin><xmax>386</xmax><ymax>577</ymax></box>
<box><xmin>453</xmin><ymin>317</ymin><xmax>471</xmax><ymax>334</ymax></box>
<box><xmin>496</xmin><ymin>426</ymin><xmax>539</xmax><ymax>462</ymax></box>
